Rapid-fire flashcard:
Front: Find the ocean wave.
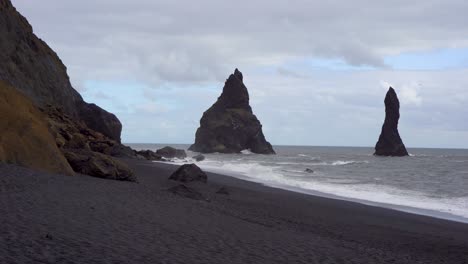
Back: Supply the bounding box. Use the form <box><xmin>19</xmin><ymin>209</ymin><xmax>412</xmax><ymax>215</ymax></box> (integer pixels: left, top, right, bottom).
<box><xmin>309</xmin><ymin>160</ymin><xmax>369</xmax><ymax>166</ymax></box>
<box><xmin>196</xmin><ymin>160</ymin><xmax>468</xmax><ymax>219</ymax></box>
<box><xmin>241</xmin><ymin>149</ymin><xmax>253</xmax><ymax>155</ymax></box>
<box><xmin>156</xmin><ymin>154</ymin><xmax>468</xmax><ymax>221</ymax></box>
<box><xmin>332</xmin><ymin>160</ymin><xmax>362</xmax><ymax>166</ymax></box>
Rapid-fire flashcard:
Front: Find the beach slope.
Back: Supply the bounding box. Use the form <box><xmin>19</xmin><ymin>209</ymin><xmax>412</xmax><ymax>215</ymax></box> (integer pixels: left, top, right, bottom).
<box><xmin>1</xmin><ymin>160</ymin><xmax>467</xmax><ymax>264</ymax></box>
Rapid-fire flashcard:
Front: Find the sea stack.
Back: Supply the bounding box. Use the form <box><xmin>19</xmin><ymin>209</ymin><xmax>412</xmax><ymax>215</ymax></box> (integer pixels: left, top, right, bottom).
<box><xmin>374</xmin><ymin>87</ymin><xmax>409</xmax><ymax>156</ymax></box>
<box><xmin>189</xmin><ymin>69</ymin><xmax>275</xmax><ymax>154</ymax></box>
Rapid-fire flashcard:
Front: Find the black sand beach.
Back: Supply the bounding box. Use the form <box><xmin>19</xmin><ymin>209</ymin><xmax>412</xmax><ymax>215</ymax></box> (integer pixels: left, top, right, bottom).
<box><xmin>1</xmin><ymin>159</ymin><xmax>468</xmax><ymax>264</ymax></box>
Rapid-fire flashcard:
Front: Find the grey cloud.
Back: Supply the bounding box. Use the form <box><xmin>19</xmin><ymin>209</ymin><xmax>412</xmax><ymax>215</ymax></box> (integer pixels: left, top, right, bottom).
<box><xmin>11</xmin><ymin>0</ymin><xmax>468</xmax><ymax>85</ymax></box>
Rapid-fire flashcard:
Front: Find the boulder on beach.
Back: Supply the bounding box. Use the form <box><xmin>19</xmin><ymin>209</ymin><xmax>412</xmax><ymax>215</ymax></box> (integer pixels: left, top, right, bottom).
<box><xmin>0</xmin><ymin>81</ymin><xmax>74</xmax><ymax>175</ymax></box>
<box><xmin>63</xmin><ymin>149</ymin><xmax>136</xmax><ymax>182</ymax></box>
<box><xmin>189</xmin><ymin>69</ymin><xmax>275</xmax><ymax>154</ymax></box>
<box><xmin>305</xmin><ymin>168</ymin><xmax>314</xmax><ymax>173</ymax></box>
<box><xmin>374</xmin><ymin>87</ymin><xmax>409</xmax><ymax>156</ymax></box>
<box><xmin>156</xmin><ymin>146</ymin><xmax>187</xmax><ymax>159</ymax></box>
<box><xmin>135</xmin><ymin>150</ymin><xmax>163</xmax><ymax>161</ymax></box>
<box><xmin>192</xmin><ymin>154</ymin><xmax>205</xmax><ymax>162</ymax></box>
<box><xmin>169</xmin><ymin>164</ymin><xmax>208</xmax><ymax>183</ymax></box>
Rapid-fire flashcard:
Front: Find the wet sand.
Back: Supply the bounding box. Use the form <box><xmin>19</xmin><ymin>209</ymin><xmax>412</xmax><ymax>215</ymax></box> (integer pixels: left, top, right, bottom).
<box><xmin>1</xmin><ymin>159</ymin><xmax>467</xmax><ymax>264</ymax></box>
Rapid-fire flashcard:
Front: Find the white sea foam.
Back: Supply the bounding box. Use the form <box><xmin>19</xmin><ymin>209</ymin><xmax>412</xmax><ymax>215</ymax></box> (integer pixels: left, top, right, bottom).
<box><xmin>241</xmin><ymin>149</ymin><xmax>253</xmax><ymax>155</ymax></box>
<box><xmin>330</xmin><ymin>160</ymin><xmax>368</xmax><ymax>166</ymax></box>
<box><xmin>306</xmin><ymin>160</ymin><xmax>369</xmax><ymax>166</ymax></box>
<box><xmin>158</xmin><ymin>156</ymin><xmax>468</xmax><ymax>222</ymax></box>
<box><xmin>195</xmin><ymin>159</ymin><xmax>468</xmax><ymax>221</ymax></box>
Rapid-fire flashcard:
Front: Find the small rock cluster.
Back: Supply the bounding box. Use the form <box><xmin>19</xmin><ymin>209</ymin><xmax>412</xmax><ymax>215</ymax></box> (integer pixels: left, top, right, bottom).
<box><xmin>167</xmin><ymin>164</ymin><xmax>229</xmax><ymax>201</ymax></box>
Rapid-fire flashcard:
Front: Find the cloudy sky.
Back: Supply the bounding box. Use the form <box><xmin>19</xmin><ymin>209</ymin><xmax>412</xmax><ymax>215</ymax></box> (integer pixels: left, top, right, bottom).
<box><xmin>13</xmin><ymin>0</ymin><xmax>468</xmax><ymax>148</ymax></box>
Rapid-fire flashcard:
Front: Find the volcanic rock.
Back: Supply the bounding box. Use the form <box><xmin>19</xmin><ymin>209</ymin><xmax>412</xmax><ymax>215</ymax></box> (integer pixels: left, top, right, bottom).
<box><xmin>0</xmin><ymin>0</ymin><xmax>139</xmax><ymax>180</ymax></box>
<box><xmin>0</xmin><ymin>0</ymin><xmax>121</xmax><ymax>142</ymax></box>
<box><xmin>156</xmin><ymin>146</ymin><xmax>187</xmax><ymax>159</ymax></box>
<box><xmin>45</xmin><ymin>106</ymin><xmax>137</xmax><ymax>160</ymax></box>
<box><xmin>189</xmin><ymin>69</ymin><xmax>275</xmax><ymax>154</ymax></box>
<box><xmin>374</xmin><ymin>87</ymin><xmax>409</xmax><ymax>156</ymax></box>
<box><xmin>63</xmin><ymin>149</ymin><xmax>135</xmax><ymax>182</ymax></box>
<box><xmin>136</xmin><ymin>150</ymin><xmax>163</xmax><ymax>161</ymax></box>
<box><xmin>0</xmin><ymin>81</ymin><xmax>74</xmax><ymax>175</ymax></box>
<box><xmin>192</xmin><ymin>154</ymin><xmax>205</xmax><ymax>162</ymax></box>
<box><xmin>169</xmin><ymin>164</ymin><xmax>207</xmax><ymax>183</ymax></box>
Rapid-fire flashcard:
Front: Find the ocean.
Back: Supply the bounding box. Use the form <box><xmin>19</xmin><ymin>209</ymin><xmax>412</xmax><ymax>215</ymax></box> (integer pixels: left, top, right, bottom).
<box><xmin>129</xmin><ymin>144</ymin><xmax>468</xmax><ymax>223</ymax></box>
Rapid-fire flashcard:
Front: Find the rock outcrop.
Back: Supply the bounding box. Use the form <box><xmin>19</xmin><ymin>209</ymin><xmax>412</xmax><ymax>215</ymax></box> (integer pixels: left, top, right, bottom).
<box><xmin>374</xmin><ymin>87</ymin><xmax>409</xmax><ymax>156</ymax></box>
<box><xmin>0</xmin><ymin>81</ymin><xmax>74</xmax><ymax>175</ymax></box>
<box><xmin>169</xmin><ymin>164</ymin><xmax>207</xmax><ymax>183</ymax></box>
<box><xmin>189</xmin><ymin>69</ymin><xmax>275</xmax><ymax>154</ymax></box>
<box><xmin>0</xmin><ymin>0</ymin><xmax>121</xmax><ymax>142</ymax></box>
<box><xmin>192</xmin><ymin>154</ymin><xmax>205</xmax><ymax>162</ymax></box>
<box><xmin>156</xmin><ymin>146</ymin><xmax>187</xmax><ymax>159</ymax></box>
<box><xmin>136</xmin><ymin>150</ymin><xmax>163</xmax><ymax>161</ymax></box>
<box><xmin>44</xmin><ymin>105</ymin><xmax>137</xmax><ymax>181</ymax></box>
<box><xmin>63</xmin><ymin>149</ymin><xmax>135</xmax><ymax>182</ymax></box>
<box><xmin>0</xmin><ymin>0</ymin><xmax>138</xmax><ymax>181</ymax></box>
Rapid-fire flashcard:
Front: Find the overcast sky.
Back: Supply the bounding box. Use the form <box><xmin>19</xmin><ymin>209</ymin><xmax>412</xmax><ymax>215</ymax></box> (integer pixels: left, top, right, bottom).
<box><xmin>12</xmin><ymin>0</ymin><xmax>468</xmax><ymax>148</ymax></box>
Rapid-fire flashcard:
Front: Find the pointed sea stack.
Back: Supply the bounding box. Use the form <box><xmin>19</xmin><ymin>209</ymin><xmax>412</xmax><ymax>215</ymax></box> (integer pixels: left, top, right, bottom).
<box><xmin>374</xmin><ymin>87</ymin><xmax>409</xmax><ymax>156</ymax></box>
<box><xmin>189</xmin><ymin>69</ymin><xmax>275</xmax><ymax>154</ymax></box>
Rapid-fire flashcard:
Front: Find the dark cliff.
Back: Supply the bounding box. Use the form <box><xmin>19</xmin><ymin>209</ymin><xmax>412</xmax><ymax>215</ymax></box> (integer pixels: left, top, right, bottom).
<box><xmin>374</xmin><ymin>87</ymin><xmax>409</xmax><ymax>156</ymax></box>
<box><xmin>0</xmin><ymin>0</ymin><xmax>121</xmax><ymax>142</ymax></box>
<box><xmin>189</xmin><ymin>69</ymin><xmax>275</xmax><ymax>154</ymax></box>
<box><xmin>0</xmin><ymin>0</ymin><xmax>136</xmax><ymax>180</ymax></box>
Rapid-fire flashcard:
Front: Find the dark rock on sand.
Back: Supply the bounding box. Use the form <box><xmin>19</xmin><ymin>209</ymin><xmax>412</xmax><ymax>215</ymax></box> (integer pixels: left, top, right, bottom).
<box><xmin>136</xmin><ymin>150</ymin><xmax>163</xmax><ymax>161</ymax></box>
<box><xmin>45</xmin><ymin>105</ymin><xmax>139</xmax><ymax>173</ymax></box>
<box><xmin>0</xmin><ymin>81</ymin><xmax>74</xmax><ymax>176</ymax></box>
<box><xmin>0</xmin><ymin>0</ymin><xmax>122</xmax><ymax>142</ymax></box>
<box><xmin>189</xmin><ymin>69</ymin><xmax>275</xmax><ymax>154</ymax></box>
<box><xmin>156</xmin><ymin>146</ymin><xmax>187</xmax><ymax>159</ymax></box>
<box><xmin>63</xmin><ymin>149</ymin><xmax>136</xmax><ymax>182</ymax></box>
<box><xmin>305</xmin><ymin>168</ymin><xmax>314</xmax><ymax>173</ymax></box>
<box><xmin>167</xmin><ymin>184</ymin><xmax>206</xmax><ymax>200</ymax></box>
<box><xmin>192</xmin><ymin>154</ymin><xmax>205</xmax><ymax>162</ymax></box>
<box><xmin>216</xmin><ymin>186</ymin><xmax>230</xmax><ymax>195</ymax></box>
<box><xmin>169</xmin><ymin>164</ymin><xmax>207</xmax><ymax>183</ymax></box>
<box><xmin>374</xmin><ymin>87</ymin><xmax>409</xmax><ymax>156</ymax></box>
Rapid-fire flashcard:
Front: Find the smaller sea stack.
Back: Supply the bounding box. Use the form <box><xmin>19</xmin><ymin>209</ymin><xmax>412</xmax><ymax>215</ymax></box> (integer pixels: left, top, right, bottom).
<box><xmin>189</xmin><ymin>69</ymin><xmax>275</xmax><ymax>154</ymax></box>
<box><xmin>374</xmin><ymin>87</ymin><xmax>409</xmax><ymax>156</ymax></box>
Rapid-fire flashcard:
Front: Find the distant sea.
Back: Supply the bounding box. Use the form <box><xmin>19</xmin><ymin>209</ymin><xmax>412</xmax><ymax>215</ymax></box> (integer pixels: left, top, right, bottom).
<box><xmin>129</xmin><ymin>144</ymin><xmax>468</xmax><ymax>223</ymax></box>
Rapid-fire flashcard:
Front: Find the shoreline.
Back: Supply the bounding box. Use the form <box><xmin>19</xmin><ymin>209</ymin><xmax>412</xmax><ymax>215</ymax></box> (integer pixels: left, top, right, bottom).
<box><xmin>156</xmin><ymin>160</ymin><xmax>468</xmax><ymax>224</ymax></box>
<box><xmin>1</xmin><ymin>159</ymin><xmax>467</xmax><ymax>263</ymax></box>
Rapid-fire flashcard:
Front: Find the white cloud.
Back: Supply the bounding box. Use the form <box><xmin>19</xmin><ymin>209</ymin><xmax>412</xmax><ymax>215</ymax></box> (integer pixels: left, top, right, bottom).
<box><xmin>11</xmin><ymin>0</ymin><xmax>468</xmax><ymax>86</ymax></box>
<box><xmin>379</xmin><ymin>80</ymin><xmax>423</xmax><ymax>106</ymax></box>
<box><xmin>399</xmin><ymin>82</ymin><xmax>423</xmax><ymax>106</ymax></box>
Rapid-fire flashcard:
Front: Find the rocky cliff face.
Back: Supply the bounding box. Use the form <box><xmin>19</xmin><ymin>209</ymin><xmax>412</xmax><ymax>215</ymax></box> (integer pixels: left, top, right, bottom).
<box><xmin>0</xmin><ymin>0</ymin><xmax>121</xmax><ymax>142</ymax></box>
<box><xmin>0</xmin><ymin>0</ymin><xmax>137</xmax><ymax>180</ymax></box>
<box><xmin>0</xmin><ymin>81</ymin><xmax>74</xmax><ymax>175</ymax></box>
<box><xmin>374</xmin><ymin>87</ymin><xmax>409</xmax><ymax>156</ymax></box>
<box><xmin>189</xmin><ymin>69</ymin><xmax>275</xmax><ymax>154</ymax></box>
